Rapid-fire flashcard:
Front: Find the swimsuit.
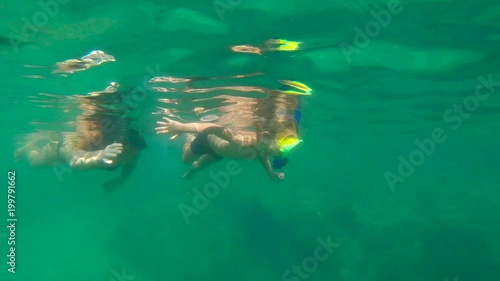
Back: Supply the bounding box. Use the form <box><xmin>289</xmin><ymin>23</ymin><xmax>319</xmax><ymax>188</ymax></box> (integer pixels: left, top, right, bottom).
<box><xmin>190</xmin><ymin>131</ymin><xmax>223</xmax><ymax>160</ymax></box>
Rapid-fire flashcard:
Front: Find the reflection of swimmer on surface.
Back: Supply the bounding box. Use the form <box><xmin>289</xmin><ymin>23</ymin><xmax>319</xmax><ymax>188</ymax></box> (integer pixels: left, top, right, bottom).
<box><xmin>23</xmin><ymin>50</ymin><xmax>116</xmax><ymax>80</ymax></box>
<box><xmin>15</xmin><ymin>83</ymin><xmax>146</xmax><ymax>191</ymax></box>
<box><xmin>52</xmin><ymin>50</ymin><xmax>116</xmax><ymax>75</ymax></box>
<box><xmin>230</xmin><ymin>39</ymin><xmax>303</xmax><ymax>55</ymax></box>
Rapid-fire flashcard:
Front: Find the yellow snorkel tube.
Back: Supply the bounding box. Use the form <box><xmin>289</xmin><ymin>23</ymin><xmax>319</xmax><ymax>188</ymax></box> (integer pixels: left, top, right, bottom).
<box><xmin>277</xmin><ymin>136</ymin><xmax>303</xmax><ymax>158</ymax></box>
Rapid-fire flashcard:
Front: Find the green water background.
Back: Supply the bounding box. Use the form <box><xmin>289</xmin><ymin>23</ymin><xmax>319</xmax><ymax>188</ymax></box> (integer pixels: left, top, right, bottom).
<box><xmin>1</xmin><ymin>0</ymin><xmax>500</xmax><ymax>280</ymax></box>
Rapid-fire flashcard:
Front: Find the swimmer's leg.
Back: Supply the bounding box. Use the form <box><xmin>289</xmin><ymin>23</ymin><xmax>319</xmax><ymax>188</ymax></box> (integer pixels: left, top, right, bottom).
<box><xmin>102</xmin><ymin>162</ymin><xmax>137</xmax><ymax>192</ymax></box>
<box><xmin>14</xmin><ymin>143</ymin><xmax>37</xmax><ymax>162</ymax></box>
<box><xmin>182</xmin><ymin>154</ymin><xmax>220</xmax><ymax>179</ymax></box>
<box><xmin>15</xmin><ymin>132</ymin><xmax>62</xmax><ymax>166</ymax></box>
<box><xmin>182</xmin><ymin>134</ymin><xmax>196</xmax><ymax>164</ymax></box>
<box><xmin>15</xmin><ymin>133</ymin><xmax>50</xmax><ymax>162</ymax></box>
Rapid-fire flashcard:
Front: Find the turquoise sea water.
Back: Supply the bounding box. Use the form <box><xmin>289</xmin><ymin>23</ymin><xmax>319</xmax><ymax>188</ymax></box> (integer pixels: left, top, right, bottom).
<box><xmin>1</xmin><ymin>1</ymin><xmax>500</xmax><ymax>281</ymax></box>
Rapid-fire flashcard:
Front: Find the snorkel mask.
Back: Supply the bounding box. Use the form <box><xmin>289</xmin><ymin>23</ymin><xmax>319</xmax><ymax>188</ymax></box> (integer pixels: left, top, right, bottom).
<box><xmin>276</xmin><ymin>136</ymin><xmax>303</xmax><ymax>158</ymax></box>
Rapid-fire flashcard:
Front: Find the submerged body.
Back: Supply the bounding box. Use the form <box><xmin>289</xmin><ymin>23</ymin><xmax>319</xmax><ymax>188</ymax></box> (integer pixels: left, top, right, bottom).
<box><xmin>153</xmin><ymin>76</ymin><xmax>307</xmax><ymax>181</ymax></box>
<box><xmin>15</xmin><ymin>85</ymin><xmax>146</xmax><ymax>190</ymax></box>
<box><xmin>156</xmin><ymin>117</ymin><xmax>299</xmax><ymax>181</ymax></box>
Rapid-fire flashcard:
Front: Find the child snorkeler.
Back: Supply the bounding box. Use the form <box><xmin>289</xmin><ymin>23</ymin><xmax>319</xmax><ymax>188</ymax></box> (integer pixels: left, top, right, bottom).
<box><xmin>156</xmin><ymin>116</ymin><xmax>301</xmax><ymax>181</ymax></box>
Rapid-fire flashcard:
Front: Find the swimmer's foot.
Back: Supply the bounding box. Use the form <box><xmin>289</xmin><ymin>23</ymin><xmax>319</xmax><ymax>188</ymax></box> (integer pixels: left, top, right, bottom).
<box><xmin>182</xmin><ymin>170</ymin><xmax>194</xmax><ymax>179</ymax></box>
<box><xmin>182</xmin><ymin>160</ymin><xmax>200</xmax><ymax>179</ymax></box>
<box><xmin>15</xmin><ymin>133</ymin><xmax>54</xmax><ymax>162</ymax></box>
<box><xmin>14</xmin><ymin>148</ymin><xmax>25</xmax><ymax>161</ymax></box>
<box><xmin>14</xmin><ymin>145</ymin><xmax>37</xmax><ymax>162</ymax></box>
<box><xmin>182</xmin><ymin>154</ymin><xmax>216</xmax><ymax>179</ymax></box>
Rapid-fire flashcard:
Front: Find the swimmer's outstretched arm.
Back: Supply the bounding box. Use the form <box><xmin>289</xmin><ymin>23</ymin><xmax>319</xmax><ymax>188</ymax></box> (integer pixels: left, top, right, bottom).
<box><xmin>259</xmin><ymin>156</ymin><xmax>285</xmax><ymax>181</ymax></box>
<box><xmin>62</xmin><ymin>143</ymin><xmax>123</xmax><ymax>169</ymax></box>
<box><xmin>156</xmin><ymin>117</ymin><xmax>236</xmax><ymax>142</ymax></box>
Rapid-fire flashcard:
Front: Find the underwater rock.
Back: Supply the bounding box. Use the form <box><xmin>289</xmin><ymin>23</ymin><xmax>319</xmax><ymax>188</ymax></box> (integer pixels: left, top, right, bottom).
<box><xmin>158</xmin><ymin>8</ymin><xmax>228</xmax><ymax>34</ymax></box>
<box><xmin>156</xmin><ymin>48</ymin><xmax>194</xmax><ymax>64</ymax></box>
<box><xmin>303</xmin><ymin>41</ymin><xmax>482</xmax><ymax>74</ymax></box>
<box><xmin>238</xmin><ymin>0</ymin><xmax>390</xmax><ymax>17</ymax></box>
<box><xmin>46</xmin><ymin>17</ymin><xmax>117</xmax><ymax>40</ymax></box>
<box><xmin>0</xmin><ymin>36</ymin><xmax>13</xmax><ymax>46</ymax></box>
<box><xmin>301</xmin><ymin>48</ymin><xmax>353</xmax><ymax>73</ymax></box>
<box><xmin>349</xmin><ymin>41</ymin><xmax>483</xmax><ymax>73</ymax></box>
<box><xmin>471</xmin><ymin>4</ymin><xmax>500</xmax><ymax>26</ymax></box>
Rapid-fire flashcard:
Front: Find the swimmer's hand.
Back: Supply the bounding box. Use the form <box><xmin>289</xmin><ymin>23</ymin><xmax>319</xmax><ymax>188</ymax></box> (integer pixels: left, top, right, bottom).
<box><xmin>98</xmin><ymin>143</ymin><xmax>123</xmax><ymax>164</ymax></box>
<box><xmin>270</xmin><ymin>171</ymin><xmax>285</xmax><ymax>182</ymax></box>
<box><xmin>259</xmin><ymin>155</ymin><xmax>285</xmax><ymax>182</ymax></box>
<box><xmin>70</xmin><ymin>143</ymin><xmax>123</xmax><ymax>168</ymax></box>
<box><xmin>156</xmin><ymin>117</ymin><xmax>182</xmax><ymax>140</ymax></box>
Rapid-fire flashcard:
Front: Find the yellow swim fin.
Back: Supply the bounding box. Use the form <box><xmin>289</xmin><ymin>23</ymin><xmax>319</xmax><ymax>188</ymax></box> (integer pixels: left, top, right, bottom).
<box><xmin>277</xmin><ymin>41</ymin><xmax>301</xmax><ymax>51</ymax></box>
<box><xmin>266</xmin><ymin>39</ymin><xmax>302</xmax><ymax>51</ymax></box>
<box><xmin>279</xmin><ymin>80</ymin><xmax>312</xmax><ymax>92</ymax></box>
<box><xmin>280</xmin><ymin>90</ymin><xmax>312</xmax><ymax>96</ymax></box>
